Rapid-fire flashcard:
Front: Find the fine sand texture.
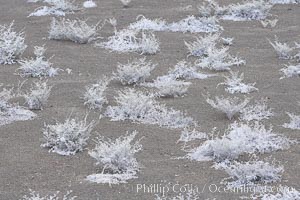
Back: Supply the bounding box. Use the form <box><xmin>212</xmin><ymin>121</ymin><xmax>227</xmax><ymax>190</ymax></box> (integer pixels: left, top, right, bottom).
<box><xmin>0</xmin><ymin>0</ymin><xmax>299</xmax><ymax>199</ymax></box>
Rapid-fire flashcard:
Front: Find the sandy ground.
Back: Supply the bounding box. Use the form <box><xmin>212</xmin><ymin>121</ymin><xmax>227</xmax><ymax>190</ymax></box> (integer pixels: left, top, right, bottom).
<box><xmin>0</xmin><ymin>0</ymin><xmax>299</xmax><ymax>199</ymax></box>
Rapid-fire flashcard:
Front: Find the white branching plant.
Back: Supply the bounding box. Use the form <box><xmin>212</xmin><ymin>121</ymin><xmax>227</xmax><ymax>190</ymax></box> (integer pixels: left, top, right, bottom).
<box><xmin>196</xmin><ymin>47</ymin><xmax>245</xmax><ymax>71</ymax></box>
<box><xmin>280</xmin><ymin>64</ymin><xmax>300</xmax><ymax>78</ymax></box>
<box><xmin>217</xmin><ymin>0</ymin><xmax>272</xmax><ymax>21</ymax></box>
<box><xmin>98</xmin><ymin>29</ymin><xmax>160</xmax><ymax>54</ymax></box>
<box><xmin>24</xmin><ymin>81</ymin><xmax>52</xmax><ymax>110</ymax></box>
<box><xmin>83</xmin><ymin>77</ymin><xmax>110</xmax><ymax>110</ymax></box>
<box><xmin>0</xmin><ymin>86</ymin><xmax>36</xmax><ymax>126</ymax></box>
<box><xmin>214</xmin><ymin>158</ymin><xmax>284</xmax><ymax>188</ymax></box>
<box><xmin>87</xmin><ymin>131</ymin><xmax>142</xmax><ymax>184</ymax></box>
<box><xmin>113</xmin><ymin>57</ymin><xmax>156</xmax><ymax>85</ymax></box>
<box><xmin>261</xmin><ymin>19</ymin><xmax>278</xmax><ymax>28</ymax></box>
<box><xmin>221</xmin><ymin>37</ymin><xmax>234</xmax><ymax>46</ymax></box>
<box><xmin>105</xmin><ymin>88</ymin><xmax>195</xmax><ymax>129</ymax></box>
<box><xmin>49</xmin><ymin>18</ymin><xmax>101</xmax><ymax>44</ymax></box>
<box><xmin>21</xmin><ymin>190</ymin><xmax>76</xmax><ymax>200</ymax></box>
<box><xmin>144</xmin><ymin>76</ymin><xmax>191</xmax><ymax>97</ymax></box>
<box><xmin>0</xmin><ymin>22</ymin><xmax>27</xmax><ymax>65</ymax></box>
<box><xmin>240</xmin><ymin>99</ymin><xmax>274</xmax><ymax>121</ymax></box>
<box><xmin>17</xmin><ymin>45</ymin><xmax>59</xmax><ymax>77</ymax></box>
<box><xmin>187</xmin><ymin>122</ymin><xmax>293</xmax><ymax>162</ymax></box>
<box><xmin>283</xmin><ymin>112</ymin><xmax>300</xmax><ymax>130</ymax></box>
<box><xmin>177</xmin><ymin>128</ymin><xmax>207</xmax><ymax>143</ymax></box>
<box><xmin>218</xmin><ymin>71</ymin><xmax>258</xmax><ymax>94</ymax></box>
<box><xmin>83</xmin><ymin>0</ymin><xmax>97</xmax><ymax>8</ymax></box>
<box><xmin>206</xmin><ymin>95</ymin><xmax>249</xmax><ymax>120</ymax></box>
<box><xmin>269</xmin><ymin>38</ymin><xmax>295</xmax><ymax>59</ymax></box>
<box><xmin>167</xmin><ymin>60</ymin><xmax>214</xmax><ymax>80</ymax></box>
<box><xmin>128</xmin><ymin>16</ymin><xmax>167</xmax><ymax>31</ymax></box>
<box><xmin>271</xmin><ymin>0</ymin><xmax>300</xmax><ymax>4</ymax></box>
<box><xmin>197</xmin><ymin>0</ymin><xmax>220</xmax><ymax>17</ymax></box>
<box><xmin>29</xmin><ymin>0</ymin><xmax>79</xmax><ymax>17</ymax></box>
<box><xmin>41</xmin><ymin>115</ymin><xmax>96</xmax><ymax>155</ymax></box>
<box><xmin>184</xmin><ymin>33</ymin><xmax>219</xmax><ymax>57</ymax></box>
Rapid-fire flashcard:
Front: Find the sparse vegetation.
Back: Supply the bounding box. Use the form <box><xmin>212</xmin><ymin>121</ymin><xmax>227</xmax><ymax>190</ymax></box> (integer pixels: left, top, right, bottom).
<box><xmin>24</xmin><ymin>81</ymin><xmax>52</xmax><ymax>110</ymax></box>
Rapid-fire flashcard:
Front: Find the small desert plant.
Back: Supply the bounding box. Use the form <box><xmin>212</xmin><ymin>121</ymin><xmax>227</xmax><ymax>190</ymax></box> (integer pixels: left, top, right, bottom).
<box><xmin>0</xmin><ymin>22</ymin><xmax>27</xmax><ymax>65</ymax></box>
<box><xmin>83</xmin><ymin>0</ymin><xmax>97</xmax><ymax>8</ymax></box>
<box><xmin>41</xmin><ymin>115</ymin><xmax>95</xmax><ymax>155</ymax></box>
<box><xmin>144</xmin><ymin>76</ymin><xmax>191</xmax><ymax>97</ymax></box>
<box><xmin>120</xmin><ymin>0</ymin><xmax>131</xmax><ymax>8</ymax></box>
<box><xmin>269</xmin><ymin>37</ymin><xmax>295</xmax><ymax>59</ymax></box>
<box><xmin>177</xmin><ymin>128</ymin><xmax>207</xmax><ymax>143</ymax></box>
<box><xmin>218</xmin><ymin>0</ymin><xmax>272</xmax><ymax>21</ymax></box>
<box><xmin>21</xmin><ymin>190</ymin><xmax>76</xmax><ymax>200</ymax></box>
<box><xmin>105</xmin><ymin>88</ymin><xmax>195</xmax><ymax>129</ymax></box>
<box><xmin>128</xmin><ymin>15</ymin><xmax>167</xmax><ymax>31</ymax></box>
<box><xmin>206</xmin><ymin>95</ymin><xmax>249</xmax><ymax>120</ymax></box>
<box><xmin>98</xmin><ymin>29</ymin><xmax>160</xmax><ymax>54</ymax></box>
<box><xmin>218</xmin><ymin>71</ymin><xmax>258</xmax><ymax>94</ymax></box>
<box><xmin>155</xmin><ymin>190</ymin><xmax>199</xmax><ymax>200</ymax></box>
<box><xmin>280</xmin><ymin>64</ymin><xmax>300</xmax><ymax>78</ymax></box>
<box><xmin>184</xmin><ymin>33</ymin><xmax>219</xmax><ymax>57</ymax></box>
<box><xmin>24</xmin><ymin>81</ymin><xmax>52</xmax><ymax>110</ymax></box>
<box><xmin>49</xmin><ymin>18</ymin><xmax>101</xmax><ymax>44</ymax></box>
<box><xmin>83</xmin><ymin>77</ymin><xmax>110</xmax><ymax>110</ymax></box>
<box><xmin>17</xmin><ymin>45</ymin><xmax>59</xmax><ymax>78</ymax></box>
<box><xmin>271</xmin><ymin>0</ymin><xmax>300</xmax><ymax>4</ymax></box>
<box><xmin>187</xmin><ymin>122</ymin><xmax>293</xmax><ymax>162</ymax></box>
<box><xmin>283</xmin><ymin>112</ymin><xmax>300</xmax><ymax>130</ymax></box>
<box><xmin>215</xmin><ymin>158</ymin><xmax>284</xmax><ymax>188</ymax></box>
<box><xmin>113</xmin><ymin>57</ymin><xmax>156</xmax><ymax>85</ymax></box>
<box><xmin>87</xmin><ymin>131</ymin><xmax>142</xmax><ymax>184</ymax></box>
<box><xmin>29</xmin><ymin>0</ymin><xmax>79</xmax><ymax>17</ymax></box>
<box><xmin>197</xmin><ymin>0</ymin><xmax>220</xmax><ymax>17</ymax></box>
<box><xmin>221</xmin><ymin>37</ymin><xmax>234</xmax><ymax>46</ymax></box>
<box><xmin>240</xmin><ymin>99</ymin><xmax>274</xmax><ymax>121</ymax></box>
<box><xmin>196</xmin><ymin>46</ymin><xmax>245</xmax><ymax>71</ymax></box>
<box><xmin>168</xmin><ymin>15</ymin><xmax>222</xmax><ymax>33</ymax></box>
<box><xmin>167</xmin><ymin>60</ymin><xmax>214</xmax><ymax>80</ymax></box>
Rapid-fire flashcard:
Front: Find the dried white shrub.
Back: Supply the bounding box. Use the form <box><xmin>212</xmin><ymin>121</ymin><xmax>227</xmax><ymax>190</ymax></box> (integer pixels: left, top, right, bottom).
<box><xmin>167</xmin><ymin>60</ymin><xmax>214</xmax><ymax>80</ymax></box>
<box><xmin>221</xmin><ymin>37</ymin><xmax>234</xmax><ymax>46</ymax></box>
<box><xmin>184</xmin><ymin>33</ymin><xmax>219</xmax><ymax>57</ymax></box>
<box><xmin>41</xmin><ymin>116</ymin><xmax>95</xmax><ymax>155</ymax></box>
<box><xmin>214</xmin><ymin>158</ymin><xmax>284</xmax><ymax>188</ymax></box>
<box><xmin>218</xmin><ymin>0</ymin><xmax>272</xmax><ymax>21</ymax></box>
<box><xmin>206</xmin><ymin>96</ymin><xmax>249</xmax><ymax>120</ymax></box>
<box><xmin>83</xmin><ymin>0</ymin><xmax>97</xmax><ymax>8</ymax></box>
<box><xmin>240</xmin><ymin>99</ymin><xmax>274</xmax><ymax>121</ymax></box>
<box><xmin>29</xmin><ymin>0</ymin><xmax>79</xmax><ymax>17</ymax></box>
<box><xmin>269</xmin><ymin>38</ymin><xmax>295</xmax><ymax>59</ymax></box>
<box><xmin>144</xmin><ymin>76</ymin><xmax>191</xmax><ymax>97</ymax></box>
<box><xmin>0</xmin><ymin>22</ymin><xmax>27</xmax><ymax>65</ymax></box>
<box><xmin>49</xmin><ymin>18</ymin><xmax>101</xmax><ymax>44</ymax></box>
<box><xmin>128</xmin><ymin>15</ymin><xmax>167</xmax><ymax>31</ymax></box>
<box><xmin>253</xmin><ymin>186</ymin><xmax>300</xmax><ymax>200</ymax></box>
<box><xmin>270</xmin><ymin>0</ymin><xmax>300</xmax><ymax>4</ymax></box>
<box><xmin>83</xmin><ymin>77</ymin><xmax>110</xmax><ymax>110</ymax></box>
<box><xmin>155</xmin><ymin>190</ymin><xmax>200</xmax><ymax>200</ymax></box>
<box><xmin>195</xmin><ymin>47</ymin><xmax>245</xmax><ymax>71</ymax></box>
<box><xmin>187</xmin><ymin>122</ymin><xmax>293</xmax><ymax>162</ymax></box>
<box><xmin>197</xmin><ymin>0</ymin><xmax>220</xmax><ymax>17</ymax></box>
<box><xmin>0</xmin><ymin>87</ymin><xmax>36</xmax><ymax>126</ymax></box>
<box><xmin>218</xmin><ymin>71</ymin><xmax>258</xmax><ymax>94</ymax></box>
<box><xmin>177</xmin><ymin>128</ymin><xmax>207</xmax><ymax>143</ymax></box>
<box><xmin>105</xmin><ymin>89</ymin><xmax>195</xmax><ymax>129</ymax></box>
<box><xmin>261</xmin><ymin>19</ymin><xmax>278</xmax><ymax>28</ymax></box>
<box><xmin>24</xmin><ymin>81</ymin><xmax>52</xmax><ymax>110</ymax></box>
<box><xmin>21</xmin><ymin>190</ymin><xmax>76</xmax><ymax>200</ymax></box>
<box><xmin>17</xmin><ymin>45</ymin><xmax>59</xmax><ymax>78</ymax></box>
<box><xmin>168</xmin><ymin>16</ymin><xmax>222</xmax><ymax>33</ymax></box>
<box><xmin>280</xmin><ymin>64</ymin><xmax>300</xmax><ymax>78</ymax></box>
<box><xmin>98</xmin><ymin>29</ymin><xmax>160</xmax><ymax>55</ymax></box>
<box><xmin>113</xmin><ymin>57</ymin><xmax>156</xmax><ymax>85</ymax></box>
<box><xmin>120</xmin><ymin>0</ymin><xmax>131</xmax><ymax>7</ymax></box>
<box><xmin>283</xmin><ymin>112</ymin><xmax>300</xmax><ymax>130</ymax></box>
<box><xmin>87</xmin><ymin>131</ymin><xmax>142</xmax><ymax>184</ymax></box>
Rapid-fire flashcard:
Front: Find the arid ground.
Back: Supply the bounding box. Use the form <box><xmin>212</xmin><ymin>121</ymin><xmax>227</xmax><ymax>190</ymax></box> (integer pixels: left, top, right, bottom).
<box><xmin>0</xmin><ymin>0</ymin><xmax>299</xmax><ymax>199</ymax></box>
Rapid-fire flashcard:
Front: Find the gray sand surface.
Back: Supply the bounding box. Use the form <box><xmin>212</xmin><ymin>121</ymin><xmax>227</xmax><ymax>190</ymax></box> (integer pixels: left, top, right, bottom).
<box><xmin>0</xmin><ymin>0</ymin><xmax>299</xmax><ymax>199</ymax></box>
